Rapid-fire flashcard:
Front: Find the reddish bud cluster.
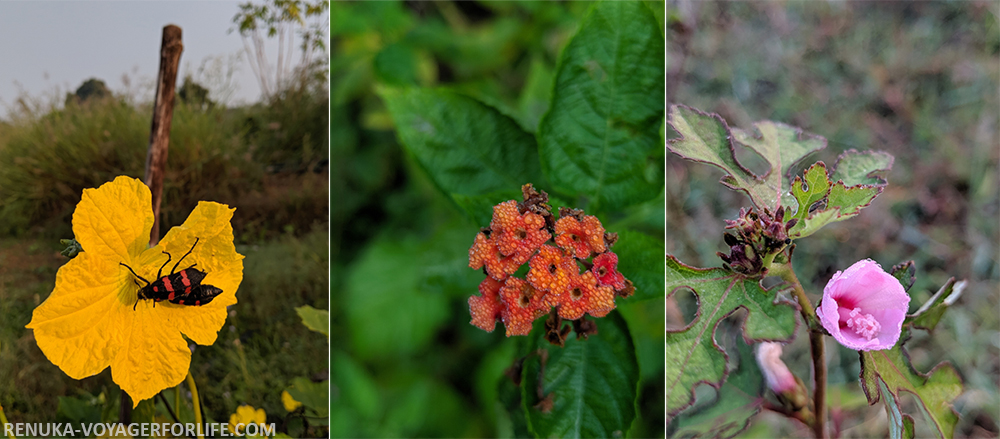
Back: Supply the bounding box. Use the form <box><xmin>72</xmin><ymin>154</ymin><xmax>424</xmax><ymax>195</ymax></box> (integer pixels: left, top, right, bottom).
<box><xmin>718</xmin><ymin>206</ymin><xmax>796</xmax><ymax>276</ymax></box>
<box><xmin>468</xmin><ymin>184</ymin><xmax>633</xmax><ymax>337</ymax></box>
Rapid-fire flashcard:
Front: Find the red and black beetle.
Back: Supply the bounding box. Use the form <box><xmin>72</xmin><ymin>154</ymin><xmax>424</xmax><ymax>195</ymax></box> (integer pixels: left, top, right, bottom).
<box><xmin>120</xmin><ymin>237</ymin><xmax>223</xmax><ymax>310</ymax></box>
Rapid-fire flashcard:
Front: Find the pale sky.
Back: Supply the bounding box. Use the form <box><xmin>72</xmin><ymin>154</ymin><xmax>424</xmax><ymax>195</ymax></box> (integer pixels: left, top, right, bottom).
<box><xmin>0</xmin><ymin>1</ymin><xmax>298</xmax><ymax>118</ymax></box>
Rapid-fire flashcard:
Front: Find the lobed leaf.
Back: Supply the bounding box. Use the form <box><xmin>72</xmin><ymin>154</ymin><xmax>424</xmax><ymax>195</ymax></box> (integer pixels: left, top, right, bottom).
<box><xmin>879</xmin><ymin>379</ymin><xmax>916</xmax><ymax>439</ymax></box>
<box><xmin>521</xmin><ymin>311</ymin><xmax>639</xmax><ymax>438</ymax></box>
<box><xmin>905</xmin><ymin>277</ymin><xmax>966</xmax><ymax>332</ymax></box>
<box><xmin>538</xmin><ymin>1</ymin><xmax>664</xmax><ymax>212</ymax></box>
<box><xmin>668</xmin><ymin>334</ymin><xmax>764</xmax><ymax>438</ymax></box>
<box><xmin>665</xmin><ymin>255</ymin><xmax>799</xmax><ymax>416</ymax></box>
<box><xmin>669</xmin><ymin>105</ymin><xmax>895</xmax><ymax>239</ymax></box>
<box><xmin>787</xmin><ymin>162</ymin><xmax>831</xmax><ymax>224</ymax></box>
<box><xmin>668</xmin><ymin>105</ymin><xmax>824</xmax><ymax>211</ymax></box>
<box><xmin>859</xmin><ymin>328</ymin><xmax>962</xmax><ymax>439</ymax></box>
<box><xmin>831</xmin><ymin>149</ymin><xmax>894</xmax><ymax>186</ymax></box>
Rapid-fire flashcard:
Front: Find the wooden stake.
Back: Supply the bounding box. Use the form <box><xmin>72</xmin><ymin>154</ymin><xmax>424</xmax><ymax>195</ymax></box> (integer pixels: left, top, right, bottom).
<box><xmin>145</xmin><ymin>24</ymin><xmax>183</xmax><ymax>246</ymax></box>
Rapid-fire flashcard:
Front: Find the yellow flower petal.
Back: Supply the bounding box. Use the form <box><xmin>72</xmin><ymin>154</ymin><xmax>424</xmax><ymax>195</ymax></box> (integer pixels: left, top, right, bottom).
<box><xmin>27</xmin><ymin>252</ymin><xmax>123</xmax><ymax>378</ymax></box>
<box><xmin>281</xmin><ymin>390</ymin><xmax>302</xmax><ymax>412</ymax></box>
<box><xmin>229</xmin><ymin>405</ymin><xmax>267</xmax><ymax>436</ymax></box>
<box><xmin>27</xmin><ymin>176</ymin><xmax>244</xmax><ymax>407</ymax></box>
<box><xmin>73</xmin><ymin>175</ymin><xmax>153</xmax><ymax>265</ymax></box>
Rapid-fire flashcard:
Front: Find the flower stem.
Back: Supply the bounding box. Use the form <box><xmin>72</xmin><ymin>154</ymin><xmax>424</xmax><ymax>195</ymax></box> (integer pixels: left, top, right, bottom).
<box><xmin>1</xmin><ymin>403</ymin><xmax>15</xmax><ymax>439</ymax></box>
<box><xmin>175</xmin><ymin>386</ymin><xmax>181</xmax><ymax>424</ymax></box>
<box><xmin>771</xmin><ymin>262</ymin><xmax>828</xmax><ymax>439</ymax></box>
<box><xmin>186</xmin><ymin>372</ymin><xmax>205</xmax><ymax>439</ymax></box>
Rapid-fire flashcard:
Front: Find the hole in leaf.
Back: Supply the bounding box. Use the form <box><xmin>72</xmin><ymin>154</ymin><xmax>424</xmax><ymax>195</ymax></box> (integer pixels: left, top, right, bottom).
<box><xmin>667</xmin><ymin>286</ymin><xmax>698</xmax><ymax>330</ymax></box>
<box><xmin>732</xmin><ymin>138</ymin><xmax>770</xmax><ymax>178</ymax></box>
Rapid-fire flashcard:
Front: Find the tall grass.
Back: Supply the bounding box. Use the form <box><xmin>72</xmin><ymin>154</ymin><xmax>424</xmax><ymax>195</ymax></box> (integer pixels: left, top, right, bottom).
<box><xmin>0</xmin><ymin>84</ymin><xmax>328</xmax><ymax>240</ymax></box>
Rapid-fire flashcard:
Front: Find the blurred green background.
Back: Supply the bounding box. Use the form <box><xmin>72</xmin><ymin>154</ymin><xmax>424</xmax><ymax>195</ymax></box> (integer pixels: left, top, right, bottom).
<box><xmin>0</xmin><ymin>2</ymin><xmax>330</xmax><ymax>435</ymax></box>
<box><xmin>332</xmin><ymin>1</ymin><xmax>665</xmax><ymax>437</ymax></box>
<box><xmin>666</xmin><ymin>2</ymin><xmax>998</xmax><ymax>438</ymax></box>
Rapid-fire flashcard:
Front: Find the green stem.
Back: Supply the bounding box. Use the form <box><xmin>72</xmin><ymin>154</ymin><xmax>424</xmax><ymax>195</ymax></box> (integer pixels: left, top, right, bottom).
<box><xmin>186</xmin><ymin>372</ymin><xmax>204</xmax><ymax>439</ymax></box>
<box><xmin>1</xmin><ymin>403</ymin><xmax>15</xmax><ymax>439</ymax></box>
<box><xmin>175</xmin><ymin>386</ymin><xmax>181</xmax><ymax>424</ymax></box>
<box><xmin>772</xmin><ymin>262</ymin><xmax>828</xmax><ymax>439</ymax></box>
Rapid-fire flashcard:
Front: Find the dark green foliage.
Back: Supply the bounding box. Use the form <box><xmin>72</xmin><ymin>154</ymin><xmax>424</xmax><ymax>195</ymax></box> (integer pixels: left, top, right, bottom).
<box><xmin>333</xmin><ymin>1</ymin><xmax>664</xmax><ymax>437</ymax></box>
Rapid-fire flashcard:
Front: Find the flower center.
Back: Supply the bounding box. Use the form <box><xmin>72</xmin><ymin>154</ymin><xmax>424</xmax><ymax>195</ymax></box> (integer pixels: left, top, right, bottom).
<box><xmin>844</xmin><ymin>307</ymin><xmax>880</xmax><ymax>340</ymax></box>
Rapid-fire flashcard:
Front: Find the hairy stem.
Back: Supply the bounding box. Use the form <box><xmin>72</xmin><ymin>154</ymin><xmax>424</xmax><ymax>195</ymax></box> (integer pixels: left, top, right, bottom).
<box><xmin>771</xmin><ymin>262</ymin><xmax>828</xmax><ymax>439</ymax></box>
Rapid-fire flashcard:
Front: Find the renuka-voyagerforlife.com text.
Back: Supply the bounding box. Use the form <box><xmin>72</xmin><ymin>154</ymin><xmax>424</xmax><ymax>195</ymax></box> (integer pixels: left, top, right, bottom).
<box><xmin>3</xmin><ymin>421</ymin><xmax>276</xmax><ymax>438</ymax></box>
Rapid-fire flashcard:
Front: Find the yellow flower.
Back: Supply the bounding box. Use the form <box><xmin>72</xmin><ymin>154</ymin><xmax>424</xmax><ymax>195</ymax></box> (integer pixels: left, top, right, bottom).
<box><xmin>26</xmin><ymin>176</ymin><xmax>244</xmax><ymax>406</ymax></box>
<box><xmin>281</xmin><ymin>390</ymin><xmax>302</xmax><ymax>412</ymax></box>
<box><xmin>229</xmin><ymin>405</ymin><xmax>267</xmax><ymax>436</ymax></box>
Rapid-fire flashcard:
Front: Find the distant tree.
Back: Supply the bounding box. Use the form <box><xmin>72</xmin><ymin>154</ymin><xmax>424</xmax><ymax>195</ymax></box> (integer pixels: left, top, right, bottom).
<box><xmin>177</xmin><ymin>76</ymin><xmax>216</xmax><ymax>111</ymax></box>
<box><xmin>65</xmin><ymin>78</ymin><xmax>112</xmax><ymax>106</ymax></box>
<box><xmin>231</xmin><ymin>0</ymin><xmax>329</xmax><ymax>99</ymax></box>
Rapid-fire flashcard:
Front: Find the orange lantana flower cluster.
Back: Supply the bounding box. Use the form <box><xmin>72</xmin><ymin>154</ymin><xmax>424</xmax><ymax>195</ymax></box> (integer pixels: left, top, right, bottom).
<box><xmin>468</xmin><ymin>185</ymin><xmax>634</xmax><ymax>336</ymax></box>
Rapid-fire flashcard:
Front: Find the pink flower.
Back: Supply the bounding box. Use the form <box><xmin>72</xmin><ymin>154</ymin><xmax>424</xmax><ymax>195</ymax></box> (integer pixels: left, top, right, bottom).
<box><xmin>817</xmin><ymin>259</ymin><xmax>910</xmax><ymax>351</ymax></box>
<box><xmin>756</xmin><ymin>342</ymin><xmax>797</xmax><ymax>394</ymax></box>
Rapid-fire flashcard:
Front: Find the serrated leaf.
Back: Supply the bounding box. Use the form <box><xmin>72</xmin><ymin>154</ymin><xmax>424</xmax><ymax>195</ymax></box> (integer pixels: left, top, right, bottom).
<box><xmin>788</xmin><ymin>162</ymin><xmax>832</xmax><ymax>223</ymax></box>
<box><xmin>613</xmin><ymin>230</ymin><xmax>664</xmax><ymax>302</ymax></box>
<box><xmin>787</xmin><ymin>181</ymin><xmax>882</xmax><ymax>239</ymax></box>
<box><xmin>879</xmin><ymin>379</ymin><xmax>916</xmax><ymax>439</ymax></box>
<box><xmin>669</xmin><ymin>333</ymin><xmax>764</xmax><ymax>438</ymax></box>
<box><xmin>665</xmin><ymin>255</ymin><xmax>799</xmax><ymax>416</ymax></box>
<box><xmin>731</xmin><ymin>121</ymin><xmax>826</xmax><ymax>209</ymax></box>
<box><xmin>831</xmin><ymin>149</ymin><xmax>894</xmax><ymax>186</ymax></box>
<box><xmin>379</xmin><ymin>86</ymin><xmax>545</xmax><ymax>201</ymax></box>
<box><xmin>859</xmin><ymin>329</ymin><xmax>962</xmax><ymax>439</ymax></box>
<box><xmin>521</xmin><ymin>311</ymin><xmax>639</xmax><ymax>438</ymax></box>
<box><xmin>905</xmin><ymin>278</ymin><xmax>966</xmax><ymax>331</ymax></box>
<box><xmin>538</xmin><ymin>1</ymin><xmax>664</xmax><ymax>211</ymax></box>
<box><xmin>668</xmin><ymin>106</ymin><xmax>824</xmax><ymax>211</ymax></box>
<box><xmin>890</xmin><ymin>261</ymin><xmax>917</xmax><ymax>293</ymax></box>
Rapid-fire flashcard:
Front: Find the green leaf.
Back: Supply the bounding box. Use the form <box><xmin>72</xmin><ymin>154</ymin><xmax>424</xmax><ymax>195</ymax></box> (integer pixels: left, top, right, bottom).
<box><xmin>669</xmin><ymin>334</ymin><xmax>764</xmax><ymax>438</ymax></box>
<box><xmin>287</xmin><ymin>376</ymin><xmax>330</xmax><ymax>416</ymax></box>
<box><xmin>538</xmin><ymin>1</ymin><xmax>665</xmax><ymax>211</ymax></box>
<box><xmin>788</xmin><ymin>162</ymin><xmax>831</xmax><ymax>223</ymax></box>
<box><xmin>668</xmin><ymin>105</ymin><xmax>824</xmax><ymax>211</ymax></box>
<box><xmin>830</xmin><ymin>149</ymin><xmax>894</xmax><ymax>186</ymax></box>
<box><xmin>521</xmin><ymin>311</ymin><xmax>639</xmax><ymax>438</ymax></box>
<box><xmin>295</xmin><ymin>305</ymin><xmax>329</xmax><ymax>337</ymax></box>
<box><xmin>786</xmin><ymin>169</ymin><xmax>886</xmax><ymax>239</ymax></box>
<box><xmin>344</xmin><ymin>233</ymin><xmax>450</xmax><ymax>360</ymax></box>
<box><xmin>451</xmin><ymin>190</ymin><xmax>522</xmax><ymax>228</ymax></box>
<box><xmin>665</xmin><ymin>255</ymin><xmax>799</xmax><ymax>416</ymax></box>
<box><xmin>379</xmin><ymin>86</ymin><xmax>545</xmax><ymax>202</ymax></box>
<box><xmin>332</xmin><ymin>352</ymin><xmax>379</xmax><ymax>420</ymax></box>
<box><xmin>517</xmin><ymin>56</ymin><xmax>554</xmax><ymax>133</ymax></box>
<box><xmin>905</xmin><ymin>277</ymin><xmax>966</xmax><ymax>332</ymax></box>
<box><xmin>890</xmin><ymin>260</ymin><xmax>917</xmax><ymax>293</ymax></box>
<box><xmin>859</xmin><ymin>329</ymin><xmax>963</xmax><ymax>439</ymax></box>
<box><xmin>879</xmin><ymin>379</ymin><xmax>916</xmax><ymax>439</ymax></box>
<box><xmin>613</xmin><ymin>230</ymin><xmax>664</xmax><ymax>301</ymax></box>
